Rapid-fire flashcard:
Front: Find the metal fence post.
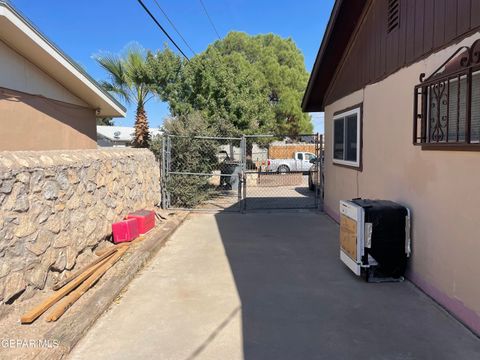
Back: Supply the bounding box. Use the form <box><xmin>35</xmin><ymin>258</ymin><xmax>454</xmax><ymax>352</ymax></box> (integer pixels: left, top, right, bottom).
<box><xmin>160</xmin><ymin>134</ymin><xmax>167</xmax><ymax>209</ymax></box>
<box><xmin>237</xmin><ymin>172</ymin><xmax>243</xmax><ymax>213</ymax></box>
<box><xmin>318</xmin><ymin>134</ymin><xmax>324</xmax><ymax>211</ymax></box>
<box><xmin>241</xmin><ymin>135</ymin><xmax>247</xmax><ymax>213</ymax></box>
<box><xmin>165</xmin><ymin>135</ymin><xmax>172</xmax><ymax>209</ymax></box>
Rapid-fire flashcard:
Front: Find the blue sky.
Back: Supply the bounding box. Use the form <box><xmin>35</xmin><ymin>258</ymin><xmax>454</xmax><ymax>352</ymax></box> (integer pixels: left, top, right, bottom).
<box><xmin>10</xmin><ymin>0</ymin><xmax>332</xmax><ymax>133</ymax></box>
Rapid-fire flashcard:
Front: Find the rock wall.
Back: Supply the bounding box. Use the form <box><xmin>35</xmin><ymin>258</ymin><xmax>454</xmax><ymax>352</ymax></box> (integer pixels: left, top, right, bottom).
<box><xmin>0</xmin><ymin>149</ymin><xmax>160</xmax><ymax>304</ymax></box>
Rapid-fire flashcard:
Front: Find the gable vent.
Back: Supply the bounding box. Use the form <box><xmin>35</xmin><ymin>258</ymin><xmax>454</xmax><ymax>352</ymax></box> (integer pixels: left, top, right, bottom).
<box><xmin>387</xmin><ymin>0</ymin><xmax>400</xmax><ymax>33</ymax></box>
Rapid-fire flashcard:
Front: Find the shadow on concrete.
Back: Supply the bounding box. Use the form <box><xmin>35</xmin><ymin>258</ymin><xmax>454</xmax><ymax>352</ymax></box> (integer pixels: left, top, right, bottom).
<box><xmin>294</xmin><ymin>186</ymin><xmax>315</xmax><ymax>196</ymax></box>
<box><xmin>213</xmin><ymin>211</ymin><xmax>480</xmax><ymax>360</ymax></box>
<box><xmin>242</xmin><ymin>196</ymin><xmax>317</xmax><ymax>211</ymax></box>
<box><xmin>185</xmin><ymin>307</ymin><xmax>241</xmax><ymax>360</ymax></box>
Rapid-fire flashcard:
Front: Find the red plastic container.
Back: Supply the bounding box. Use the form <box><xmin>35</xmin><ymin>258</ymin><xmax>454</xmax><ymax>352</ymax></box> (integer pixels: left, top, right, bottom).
<box><xmin>127</xmin><ymin>210</ymin><xmax>155</xmax><ymax>234</ymax></box>
<box><xmin>112</xmin><ymin>218</ymin><xmax>139</xmax><ymax>244</ymax></box>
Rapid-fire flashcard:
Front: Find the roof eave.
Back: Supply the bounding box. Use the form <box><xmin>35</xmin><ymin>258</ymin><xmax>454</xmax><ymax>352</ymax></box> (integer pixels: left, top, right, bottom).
<box><xmin>0</xmin><ymin>1</ymin><xmax>126</xmax><ymax>117</ymax></box>
<box><xmin>301</xmin><ymin>0</ymin><xmax>367</xmax><ymax>112</ymax></box>
<box><xmin>301</xmin><ymin>0</ymin><xmax>343</xmax><ymax>112</ymax></box>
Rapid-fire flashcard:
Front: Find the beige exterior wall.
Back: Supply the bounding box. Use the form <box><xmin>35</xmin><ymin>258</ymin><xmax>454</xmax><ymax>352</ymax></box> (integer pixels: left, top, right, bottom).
<box><xmin>324</xmin><ymin>31</ymin><xmax>480</xmax><ymax>333</ymax></box>
<box><xmin>0</xmin><ymin>40</ymin><xmax>87</xmax><ymax>106</ymax></box>
<box><xmin>0</xmin><ymin>40</ymin><xmax>97</xmax><ymax>150</ymax></box>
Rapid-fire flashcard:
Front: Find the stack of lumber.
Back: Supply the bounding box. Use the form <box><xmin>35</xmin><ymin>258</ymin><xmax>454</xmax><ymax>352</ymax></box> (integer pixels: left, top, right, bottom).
<box><xmin>21</xmin><ymin>244</ymin><xmax>130</xmax><ymax>324</ymax></box>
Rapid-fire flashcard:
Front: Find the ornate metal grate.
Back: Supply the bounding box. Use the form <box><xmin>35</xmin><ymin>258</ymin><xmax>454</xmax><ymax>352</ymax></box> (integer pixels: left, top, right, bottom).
<box><xmin>413</xmin><ymin>40</ymin><xmax>480</xmax><ymax>148</ymax></box>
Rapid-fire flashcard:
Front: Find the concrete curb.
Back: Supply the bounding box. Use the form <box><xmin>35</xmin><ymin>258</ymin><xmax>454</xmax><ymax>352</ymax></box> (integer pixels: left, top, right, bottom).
<box><xmin>34</xmin><ymin>211</ymin><xmax>190</xmax><ymax>359</ymax></box>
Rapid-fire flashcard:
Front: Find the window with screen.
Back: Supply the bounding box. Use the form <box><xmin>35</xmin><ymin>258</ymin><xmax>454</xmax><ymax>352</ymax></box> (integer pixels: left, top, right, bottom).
<box><xmin>333</xmin><ymin>107</ymin><xmax>361</xmax><ymax>167</ymax></box>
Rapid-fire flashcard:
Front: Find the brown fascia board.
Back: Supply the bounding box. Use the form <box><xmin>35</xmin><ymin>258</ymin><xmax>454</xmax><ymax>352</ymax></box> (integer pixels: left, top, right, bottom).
<box><xmin>302</xmin><ymin>0</ymin><xmax>367</xmax><ymax>112</ymax></box>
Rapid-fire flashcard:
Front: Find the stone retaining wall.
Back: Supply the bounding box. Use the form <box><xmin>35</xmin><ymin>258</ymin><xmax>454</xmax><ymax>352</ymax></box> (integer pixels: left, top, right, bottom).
<box><xmin>0</xmin><ymin>149</ymin><xmax>160</xmax><ymax>304</ymax></box>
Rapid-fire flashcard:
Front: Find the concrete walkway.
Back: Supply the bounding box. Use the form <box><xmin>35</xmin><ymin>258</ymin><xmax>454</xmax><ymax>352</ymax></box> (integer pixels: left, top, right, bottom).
<box><xmin>69</xmin><ymin>212</ymin><xmax>480</xmax><ymax>360</ymax></box>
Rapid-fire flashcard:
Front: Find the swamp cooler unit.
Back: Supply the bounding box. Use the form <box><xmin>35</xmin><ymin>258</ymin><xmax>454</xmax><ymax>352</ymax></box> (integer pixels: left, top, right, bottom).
<box><xmin>339</xmin><ymin>199</ymin><xmax>411</xmax><ymax>282</ymax></box>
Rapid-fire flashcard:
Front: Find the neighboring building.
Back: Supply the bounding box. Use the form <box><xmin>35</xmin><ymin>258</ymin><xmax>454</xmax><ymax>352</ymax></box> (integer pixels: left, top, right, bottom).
<box><xmin>303</xmin><ymin>0</ymin><xmax>480</xmax><ymax>334</ymax></box>
<box><xmin>97</xmin><ymin>126</ymin><xmax>162</xmax><ymax>147</ymax></box>
<box><xmin>0</xmin><ymin>1</ymin><xmax>125</xmax><ymax>151</ymax></box>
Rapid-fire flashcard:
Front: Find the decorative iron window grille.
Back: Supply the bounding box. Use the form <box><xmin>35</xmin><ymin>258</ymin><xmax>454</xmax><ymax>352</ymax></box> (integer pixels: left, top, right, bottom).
<box><xmin>413</xmin><ymin>40</ymin><xmax>480</xmax><ymax>148</ymax></box>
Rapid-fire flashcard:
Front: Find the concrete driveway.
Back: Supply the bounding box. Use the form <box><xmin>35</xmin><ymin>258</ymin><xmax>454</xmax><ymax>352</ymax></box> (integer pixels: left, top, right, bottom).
<box><xmin>69</xmin><ymin>212</ymin><xmax>480</xmax><ymax>360</ymax></box>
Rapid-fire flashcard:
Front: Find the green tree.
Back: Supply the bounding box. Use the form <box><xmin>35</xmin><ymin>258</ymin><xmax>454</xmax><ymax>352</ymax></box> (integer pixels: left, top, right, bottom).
<box><xmin>162</xmin><ymin>112</ymin><xmax>219</xmax><ymax>208</ymax></box>
<box><xmin>211</xmin><ymin>32</ymin><xmax>313</xmax><ymax>135</ymax></box>
<box><xmin>147</xmin><ymin>32</ymin><xmax>312</xmax><ymax>137</ymax></box>
<box><xmin>96</xmin><ymin>46</ymin><xmax>155</xmax><ymax>147</ymax></box>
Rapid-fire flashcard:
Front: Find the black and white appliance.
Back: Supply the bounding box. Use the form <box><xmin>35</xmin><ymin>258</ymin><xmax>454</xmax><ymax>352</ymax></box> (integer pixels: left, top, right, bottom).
<box><xmin>339</xmin><ymin>199</ymin><xmax>411</xmax><ymax>280</ymax></box>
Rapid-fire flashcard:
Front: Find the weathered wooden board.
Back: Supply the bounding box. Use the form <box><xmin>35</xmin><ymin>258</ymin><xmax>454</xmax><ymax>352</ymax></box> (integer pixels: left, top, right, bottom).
<box><xmin>53</xmin><ymin>247</ymin><xmax>117</xmax><ymax>290</ymax></box>
<box><xmin>268</xmin><ymin>144</ymin><xmax>316</xmax><ymax>159</ymax></box>
<box><xmin>46</xmin><ymin>247</ymin><xmax>128</xmax><ymax>322</ymax></box>
<box><xmin>20</xmin><ymin>253</ymin><xmax>115</xmax><ymax>324</ymax></box>
<box><xmin>340</xmin><ymin>214</ymin><xmax>357</xmax><ymax>260</ymax></box>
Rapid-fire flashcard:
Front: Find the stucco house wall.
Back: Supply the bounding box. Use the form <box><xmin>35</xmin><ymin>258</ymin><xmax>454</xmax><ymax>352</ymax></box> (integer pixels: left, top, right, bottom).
<box><xmin>323</xmin><ymin>31</ymin><xmax>480</xmax><ymax>334</ymax></box>
<box><xmin>0</xmin><ymin>39</ymin><xmax>97</xmax><ymax>150</ymax></box>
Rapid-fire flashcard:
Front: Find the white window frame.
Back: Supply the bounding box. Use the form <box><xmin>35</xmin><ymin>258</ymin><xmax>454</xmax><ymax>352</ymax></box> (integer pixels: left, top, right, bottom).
<box><xmin>332</xmin><ymin>107</ymin><xmax>361</xmax><ymax>168</ymax></box>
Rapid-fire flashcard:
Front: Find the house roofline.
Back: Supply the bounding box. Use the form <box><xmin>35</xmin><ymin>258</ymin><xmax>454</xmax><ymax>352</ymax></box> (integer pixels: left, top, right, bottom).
<box><xmin>301</xmin><ymin>0</ymin><xmax>367</xmax><ymax>112</ymax></box>
<box><xmin>301</xmin><ymin>0</ymin><xmax>342</xmax><ymax>112</ymax></box>
<box><xmin>0</xmin><ymin>0</ymin><xmax>126</xmax><ymax>117</ymax></box>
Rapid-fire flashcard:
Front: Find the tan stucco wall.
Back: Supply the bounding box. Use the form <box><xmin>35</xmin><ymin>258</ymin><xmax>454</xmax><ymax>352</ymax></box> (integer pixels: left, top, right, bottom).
<box><xmin>0</xmin><ymin>87</ymin><xmax>97</xmax><ymax>150</ymax></box>
<box><xmin>324</xmin><ymin>32</ymin><xmax>480</xmax><ymax>331</ymax></box>
<box><xmin>0</xmin><ymin>39</ymin><xmax>97</xmax><ymax>150</ymax></box>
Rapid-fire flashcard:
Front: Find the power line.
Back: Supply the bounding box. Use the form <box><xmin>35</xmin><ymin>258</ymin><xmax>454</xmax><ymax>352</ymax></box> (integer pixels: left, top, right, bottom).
<box><xmin>198</xmin><ymin>0</ymin><xmax>221</xmax><ymax>40</ymax></box>
<box><xmin>152</xmin><ymin>0</ymin><xmax>197</xmax><ymax>56</ymax></box>
<box><xmin>136</xmin><ymin>0</ymin><xmax>190</xmax><ymax>61</ymax></box>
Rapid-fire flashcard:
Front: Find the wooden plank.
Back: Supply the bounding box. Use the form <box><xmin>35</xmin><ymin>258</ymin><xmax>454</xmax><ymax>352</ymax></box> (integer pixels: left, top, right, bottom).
<box><xmin>358</xmin><ymin>40</ymin><xmax>364</xmax><ymax>89</ymax></box>
<box><xmin>414</xmin><ymin>0</ymin><xmax>425</xmax><ymax>59</ymax></box>
<box><xmin>471</xmin><ymin>0</ymin><xmax>480</xmax><ymax>28</ymax></box>
<box><xmin>405</xmin><ymin>0</ymin><xmax>416</xmax><ymax>63</ymax></box>
<box><xmin>457</xmin><ymin>0</ymin><xmax>471</xmax><ymax>34</ymax></box>
<box><xmin>373</xmin><ymin>1</ymin><xmax>381</xmax><ymax>79</ymax></box>
<box><xmin>268</xmin><ymin>144</ymin><xmax>316</xmax><ymax>159</ymax></box>
<box><xmin>40</xmin><ymin>212</ymin><xmax>189</xmax><ymax>359</ymax></box>
<box><xmin>20</xmin><ymin>255</ymin><xmax>114</xmax><ymax>324</ymax></box>
<box><xmin>366</xmin><ymin>6</ymin><xmax>374</xmax><ymax>83</ymax></box>
<box><xmin>52</xmin><ymin>247</ymin><xmax>117</xmax><ymax>291</ymax></box>
<box><xmin>379</xmin><ymin>0</ymin><xmax>387</xmax><ymax>76</ymax></box>
<box><xmin>95</xmin><ymin>244</ymin><xmax>128</xmax><ymax>257</ymax></box>
<box><xmin>397</xmin><ymin>0</ymin><xmax>408</xmax><ymax>66</ymax></box>
<box><xmin>340</xmin><ymin>214</ymin><xmax>357</xmax><ymax>260</ymax></box>
<box><xmin>445</xmin><ymin>0</ymin><xmax>458</xmax><ymax>42</ymax></box>
<box><xmin>46</xmin><ymin>247</ymin><xmax>128</xmax><ymax>322</ymax></box>
<box><xmin>95</xmin><ymin>236</ymin><xmax>147</xmax><ymax>257</ymax></box>
<box><xmin>423</xmin><ymin>0</ymin><xmax>435</xmax><ymax>53</ymax></box>
<box><xmin>386</xmin><ymin>17</ymin><xmax>400</xmax><ymax>74</ymax></box>
<box><xmin>433</xmin><ymin>0</ymin><xmax>446</xmax><ymax>48</ymax></box>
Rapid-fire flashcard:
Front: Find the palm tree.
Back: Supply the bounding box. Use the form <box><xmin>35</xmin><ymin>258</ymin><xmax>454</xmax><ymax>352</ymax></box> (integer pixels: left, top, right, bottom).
<box><xmin>96</xmin><ymin>46</ymin><xmax>154</xmax><ymax>148</ymax></box>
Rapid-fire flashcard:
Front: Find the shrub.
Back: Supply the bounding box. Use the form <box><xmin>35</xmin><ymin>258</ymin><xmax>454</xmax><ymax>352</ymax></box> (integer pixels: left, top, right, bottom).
<box><xmin>155</xmin><ymin>113</ymin><xmax>220</xmax><ymax>208</ymax></box>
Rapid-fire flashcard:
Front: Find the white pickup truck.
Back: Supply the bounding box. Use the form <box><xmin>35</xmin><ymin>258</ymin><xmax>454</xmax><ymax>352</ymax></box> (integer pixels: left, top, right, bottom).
<box><xmin>266</xmin><ymin>151</ymin><xmax>317</xmax><ymax>173</ymax></box>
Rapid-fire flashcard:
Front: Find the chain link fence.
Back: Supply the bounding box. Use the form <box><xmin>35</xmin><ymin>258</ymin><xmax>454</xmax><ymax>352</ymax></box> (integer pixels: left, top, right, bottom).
<box><xmin>243</xmin><ymin>134</ymin><xmax>321</xmax><ymax>210</ymax></box>
<box><xmin>162</xmin><ymin>135</ymin><xmax>244</xmax><ymax>211</ymax></box>
<box><xmin>160</xmin><ymin>134</ymin><xmax>323</xmax><ymax>212</ymax></box>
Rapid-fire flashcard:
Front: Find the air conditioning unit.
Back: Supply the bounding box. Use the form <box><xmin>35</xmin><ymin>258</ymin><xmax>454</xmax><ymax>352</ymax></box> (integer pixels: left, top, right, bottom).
<box><xmin>339</xmin><ymin>199</ymin><xmax>411</xmax><ymax>281</ymax></box>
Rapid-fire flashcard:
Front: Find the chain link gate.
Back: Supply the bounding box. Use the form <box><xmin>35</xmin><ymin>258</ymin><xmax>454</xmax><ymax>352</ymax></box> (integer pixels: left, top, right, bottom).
<box><xmin>161</xmin><ymin>133</ymin><xmax>323</xmax><ymax>212</ymax></box>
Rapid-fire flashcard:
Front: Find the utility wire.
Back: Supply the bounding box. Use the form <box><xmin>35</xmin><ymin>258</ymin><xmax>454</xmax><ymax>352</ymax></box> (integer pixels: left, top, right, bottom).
<box><xmin>198</xmin><ymin>0</ymin><xmax>221</xmax><ymax>40</ymax></box>
<box><xmin>152</xmin><ymin>0</ymin><xmax>197</xmax><ymax>56</ymax></box>
<box><xmin>136</xmin><ymin>0</ymin><xmax>190</xmax><ymax>60</ymax></box>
